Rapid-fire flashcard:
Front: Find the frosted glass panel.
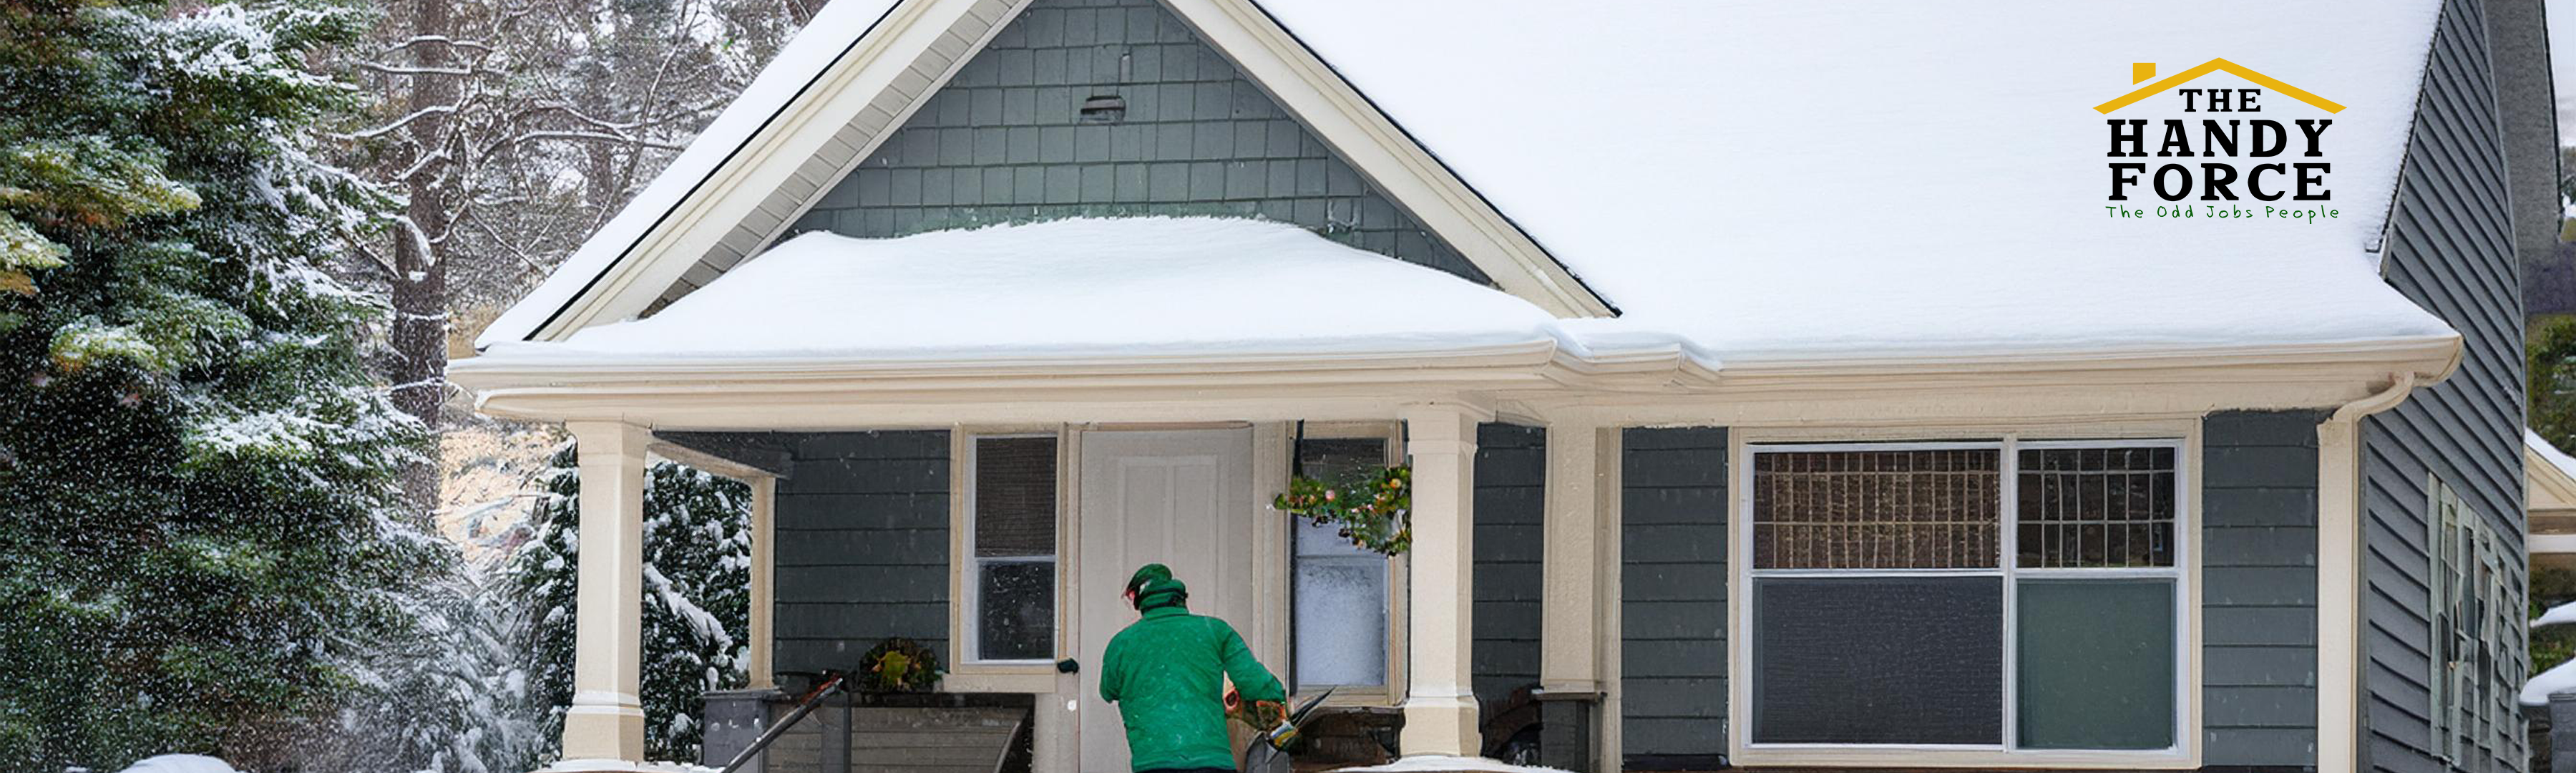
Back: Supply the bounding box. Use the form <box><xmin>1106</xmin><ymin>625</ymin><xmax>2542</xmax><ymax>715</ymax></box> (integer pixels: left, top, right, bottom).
<box><xmin>1294</xmin><ymin>558</ymin><xmax>1386</xmax><ymax>687</ymax></box>
<box><xmin>1752</xmin><ymin>576</ymin><xmax>2002</xmax><ymax>744</ymax></box>
<box><xmin>1296</xmin><ymin>512</ymin><xmax>1379</xmax><ymax>555</ymax></box>
<box><xmin>2016</xmin><ymin>578</ymin><xmax>2175</xmax><ymax>749</ymax></box>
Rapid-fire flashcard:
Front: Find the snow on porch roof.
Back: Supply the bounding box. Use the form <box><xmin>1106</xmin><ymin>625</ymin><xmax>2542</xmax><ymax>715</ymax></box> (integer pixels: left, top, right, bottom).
<box><xmin>469</xmin><ymin>218</ymin><xmax>1564</xmax><ymax>365</ymax></box>
<box><xmin>1254</xmin><ymin>0</ymin><xmax>2457</xmax><ymax>361</ymax></box>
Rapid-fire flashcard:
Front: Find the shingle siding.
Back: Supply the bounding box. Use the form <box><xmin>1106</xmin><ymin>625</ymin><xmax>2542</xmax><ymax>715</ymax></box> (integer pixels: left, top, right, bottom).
<box><xmin>781</xmin><ymin>0</ymin><xmax>1490</xmax><ymax>285</ymax></box>
<box><xmin>2203</xmin><ymin>409</ymin><xmax>2328</xmax><ymax>768</ymax></box>
<box><xmin>1474</xmin><ymin>424</ymin><xmax>1546</xmax><ymax>726</ymax></box>
<box><xmin>1618</xmin><ymin>427</ymin><xmax>1728</xmax><ymax>766</ymax></box>
<box><xmin>770</xmin><ymin>431</ymin><xmax>953</xmax><ymax>674</ymax></box>
<box><xmin>2361</xmin><ymin>0</ymin><xmax>2529</xmax><ymax>769</ymax></box>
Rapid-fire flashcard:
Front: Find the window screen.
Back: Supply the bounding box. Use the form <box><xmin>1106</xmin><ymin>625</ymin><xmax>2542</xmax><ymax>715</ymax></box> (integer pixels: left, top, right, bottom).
<box><xmin>1292</xmin><ymin>435</ymin><xmax>1391</xmax><ymax>689</ymax></box>
<box><xmin>1752</xmin><ymin>449</ymin><xmax>2001</xmax><ymax>569</ymax></box>
<box><xmin>1752</xmin><ymin>576</ymin><xmax>2003</xmax><ymax>744</ymax></box>
<box><xmin>972</xmin><ymin>436</ymin><xmax>1055</xmax><ymax>661</ymax></box>
<box><xmin>2016</xmin><ymin>447</ymin><xmax>2175</xmax><ymax>568</ymax></box>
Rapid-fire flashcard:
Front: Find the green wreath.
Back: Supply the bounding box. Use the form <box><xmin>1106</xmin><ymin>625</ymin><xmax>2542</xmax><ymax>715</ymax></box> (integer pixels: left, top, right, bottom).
<box><xmin>856</xmin><ymin>636</ymin><xmax>944</xmax><ymax>693</ymax></box>
<box><xmin>1272</xmin><ymin>465</ymin><xmax>1411</xmax><ymax>555</ymax></box>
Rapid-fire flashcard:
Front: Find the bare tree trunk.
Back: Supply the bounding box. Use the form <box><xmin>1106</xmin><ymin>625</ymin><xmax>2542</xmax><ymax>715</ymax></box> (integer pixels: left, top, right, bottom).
<box><xmin>390</xmin><ymin>0</ymin><xmax>456</xmax><ymax>517</ymax></box>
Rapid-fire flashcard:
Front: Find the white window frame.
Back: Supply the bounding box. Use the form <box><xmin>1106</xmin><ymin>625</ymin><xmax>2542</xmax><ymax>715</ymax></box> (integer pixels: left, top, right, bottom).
<box><xmin>1284</xmin><ymin>421</ymin><xmax>1405</xmax><ymax>702</ymax></box>
<box><xmin>1730</xmin><ymin>435</ymin><xmax>2197</xmax><ymax>769</ymax></box>
<box><xmin>958</xmin><ymin>430</ymin><xmax>1064</xmax><ymax>669</ymax></box>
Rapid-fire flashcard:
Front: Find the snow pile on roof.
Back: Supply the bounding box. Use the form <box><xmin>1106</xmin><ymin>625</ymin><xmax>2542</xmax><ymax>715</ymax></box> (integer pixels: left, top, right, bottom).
<box><xmin>1334</xmin><ymin>755</ymin><xmax>1571</xmax><ymax>773</ymax></box>
<box><xmin>117</xmin><ymin>756</ymin><xmax>241</xmax><ymax>773</ymax></box>
<box><xmin>1262</xmin><ymin>0</ymin><xmax>2454</xmax><ymax>361</ymax></box>
<box><xmin>2532</xmin><ymin>429</ymin><xmax>2576</xmax><ymax>482</ymax></box>
<box><xmin>475</xmin><ymin>218</ymin><xmax>1561</xmax><ymax>364</ymax></box>
<box><xmin>2529</xmin><ymin>658</ymin><xmax>2576</xmax><ymax>706</ymax></box>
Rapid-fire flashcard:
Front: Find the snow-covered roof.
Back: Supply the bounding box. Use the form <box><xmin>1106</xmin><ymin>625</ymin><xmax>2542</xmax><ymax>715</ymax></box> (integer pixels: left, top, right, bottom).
<box><xmin>1260</xmin><ymin>0</ymin><xmax>2451</xmax><ymax>362</ymax></box>
<box><xmin>477</xmin><ymin>0</ymin><xmax>2463</xmax><ymax>370</ymax></box>
<box><xmin>472</xmin><ymin>218</ymin><xmax>1561</xmax><ymax>365</ymax></box>
<box><xmin>2533</xmin><ymin>430</ymin><xmax>2576</xmax><ymax>484</ymax></box>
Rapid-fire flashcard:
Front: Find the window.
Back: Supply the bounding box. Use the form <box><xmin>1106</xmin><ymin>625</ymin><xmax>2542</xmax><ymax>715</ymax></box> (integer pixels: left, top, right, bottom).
<box><xmin>1745</xmin><ymin>440</ymin><xmax>2185</xmax><ymax>757</ymax></box>
<box><xmin>967</xmin><ymin>435</ymin><xmax>1057</xmax><ymax>663</ymax></box>
<box><xmin>2429</xmin><ymin>477</ymin><xmax>2519</xmax><ymax>767</ymax></box>
<box><xmin>1289</xmin><ymin>432</ymin><xmax>1395</xmax><ymax>690</ymax></box>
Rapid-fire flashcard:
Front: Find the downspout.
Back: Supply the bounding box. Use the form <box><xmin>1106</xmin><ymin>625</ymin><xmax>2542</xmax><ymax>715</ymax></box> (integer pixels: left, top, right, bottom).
<box><xmin>2315</xmin><ymin>370</ymin><xmax>2425</xmax><ymax>773</ymax></box>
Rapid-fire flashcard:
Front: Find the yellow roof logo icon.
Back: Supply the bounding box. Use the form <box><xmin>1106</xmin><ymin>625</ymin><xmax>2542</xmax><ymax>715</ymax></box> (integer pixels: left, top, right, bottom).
<box><xmin>2094</xmin><ymin>58</ymin><xmax>2345</xmax><ymax>114</ymax></box>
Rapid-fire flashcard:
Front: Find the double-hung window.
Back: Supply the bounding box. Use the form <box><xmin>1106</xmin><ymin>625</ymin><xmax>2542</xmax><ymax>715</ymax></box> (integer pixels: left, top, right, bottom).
<box><xmin>1743</xmin><ymin>440</ymin><xmax>2187</xmax><ymax>759</ymax></box>
<box><xmin>966</xmin><ymin>434</ymin><xmax>1058</xmax><ymax>663</ymax></box>
<box><xmin>2429</xmin><ymin>477</ymin><xmax>2518</xmax><ymax>767</ymax></box>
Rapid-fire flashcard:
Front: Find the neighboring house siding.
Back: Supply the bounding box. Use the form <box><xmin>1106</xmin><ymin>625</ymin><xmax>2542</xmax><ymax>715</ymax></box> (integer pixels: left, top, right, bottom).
<box><xmin>1473</xmin><ymin>424</ymin><xmax>1545</xmax><ymax>721</ymax></box>
<box><xmin>782</xmin><ymin>0</ymin><xmax>1491</xmax><ymax>285</ymax></box>
<box><xmin>770</xmin><ymin>431</ymin><xmax>954</xmax><ymax>674</ymax></box>
<box><xmin>2202</xmin><ymin>409</ymin><xmax>2328</xmax><ymax>768</ymax></box>
<box><xmin>2361</xmin><ymin>0</ymin><xmax>2529</xmax><ymax>769</ymax></box>
<box><xmin>1618</xmin><ymin>427</ymin><xmax>1728</xmax><ymax>767</ymax></box>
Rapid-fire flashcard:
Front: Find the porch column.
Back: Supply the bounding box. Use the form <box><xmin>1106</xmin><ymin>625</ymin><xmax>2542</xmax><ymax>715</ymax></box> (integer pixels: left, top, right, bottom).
<box><xmin>1399</xmin><ymin>404</ymin><xmax>1483</xmax><ymax>757</ymax></box>
<box><xmin>564</xmin><ymin>421</ymin><xmax>652</xmax><ymax>764</ymax></box>
<box><xmin>1538</xmin><ymin>423</ymin><xmax>1611</xmax><ymax>771</ymax></box>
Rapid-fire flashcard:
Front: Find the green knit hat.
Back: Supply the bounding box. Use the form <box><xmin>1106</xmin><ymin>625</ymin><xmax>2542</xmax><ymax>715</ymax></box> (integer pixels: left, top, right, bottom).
<box><xmin>1126</xmin><ymin>563</ymin><xmax>1172</xmax><ymax>597</ymax></box>
<box><xmin>1126</xmin><ymin>563</ymin><xmax>1187</xmax><ymax>610</ymax></box>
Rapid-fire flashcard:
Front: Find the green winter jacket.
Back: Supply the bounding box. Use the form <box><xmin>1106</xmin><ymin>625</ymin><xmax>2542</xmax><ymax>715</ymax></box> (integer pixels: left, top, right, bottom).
<box><xmin>1099</xmin><ymin>604</ymin><xmax>1285</xmax><ymax>772</ymax></box>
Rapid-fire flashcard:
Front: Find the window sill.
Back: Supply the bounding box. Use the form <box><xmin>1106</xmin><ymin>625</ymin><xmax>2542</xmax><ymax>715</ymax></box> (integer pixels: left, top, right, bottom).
<box><xmin>945</xmin><ymin>664</ymin><xmax>1058</xmax><ymax>694</ymax></box>
<box><xmin>1730</xmin><ymin>745</ymin><xmax>2194</xmax><ymax>770</ymax></box>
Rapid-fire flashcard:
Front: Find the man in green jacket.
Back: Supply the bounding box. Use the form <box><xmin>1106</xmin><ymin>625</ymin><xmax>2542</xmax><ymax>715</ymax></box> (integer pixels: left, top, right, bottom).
<box><xmin>1101</xmin><ymin>563</ymin><xmax>1286</xmax><ymax>773</ymax></box>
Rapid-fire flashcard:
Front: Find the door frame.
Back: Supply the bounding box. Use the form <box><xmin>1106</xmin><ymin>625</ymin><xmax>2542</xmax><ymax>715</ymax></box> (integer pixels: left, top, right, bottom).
<box><xmin>947</xmin><ymin>423</ymin><xmax>1295</xmax><ymax>773</ymax></box>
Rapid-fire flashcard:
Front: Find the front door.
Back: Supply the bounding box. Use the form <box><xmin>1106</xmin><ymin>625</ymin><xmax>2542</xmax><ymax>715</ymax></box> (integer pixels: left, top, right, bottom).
<box><xmin>1077</xmin><ymin>428</ymin><xmax>1257</xmax><ymax>773</ymax></box>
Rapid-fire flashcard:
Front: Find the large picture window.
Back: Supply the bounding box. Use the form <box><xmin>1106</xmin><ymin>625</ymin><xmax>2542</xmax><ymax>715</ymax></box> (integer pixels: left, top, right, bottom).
<box><xmin>967</xmin><ymin>434</ymin><xmax>1057</xmax><ymax>663</ymax></box>
<box><xmin>1745</xmin><ymin>440</ymin><xmax>2186</xmax><ymax>757</ymax></box>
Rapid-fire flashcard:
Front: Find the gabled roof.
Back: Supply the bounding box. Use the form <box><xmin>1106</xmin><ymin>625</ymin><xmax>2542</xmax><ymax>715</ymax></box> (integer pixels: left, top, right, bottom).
<box><xmin>482</xmin><ymin>0</ymin><xmax>2462</xmax><ymax>373</ymax></box>
<box><xmin>478</xmin><ymin>0</ymin><xmax>1610</xmax><ymax>349</ymax></box>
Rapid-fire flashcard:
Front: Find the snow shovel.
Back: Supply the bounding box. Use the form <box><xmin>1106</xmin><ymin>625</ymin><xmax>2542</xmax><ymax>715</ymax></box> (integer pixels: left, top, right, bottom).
<box><xmin>1239</xmin><ymin>687</ymin><xmax>1335</xmax><ymax>773</ymax></box>
<box><xmin>717</xmin><ymin>671</ymin><xmax>851</xmax><ymax>773</ymax></box>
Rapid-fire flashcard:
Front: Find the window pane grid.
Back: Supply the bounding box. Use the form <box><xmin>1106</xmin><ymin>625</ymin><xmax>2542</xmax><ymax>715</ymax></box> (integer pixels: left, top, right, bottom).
<box><xmin>2015</xmin><ymin>447</ymin><xmax>2177</xmax><ymax>569</ymax></box>
<box><xmin>968</xmin><ymin>434</ymin><xmax>1057</xmax><ymax>663</ymax></box>
<box><xmin>1752</xmin><ymin>449</ymin><xmax>2001</xmax><ymax>570</ymax></box>
<box><xmin>1746</xmin><ymin>439</ymin><xmax>2185</xmax><ymax>757</ymax></box>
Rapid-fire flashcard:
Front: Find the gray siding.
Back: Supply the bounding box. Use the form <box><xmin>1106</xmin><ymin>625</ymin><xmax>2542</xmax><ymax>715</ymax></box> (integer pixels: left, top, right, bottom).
<box><xmin>2203</xmin><ymin>409</ymin><xmax>2328</xmax><ymax>767</ymax></box>
<box><xmin>2362</xmin><ymin>0</ymin><xmax>2530</xmax><ymax>769</ymax></box>
<box><xmin>1619</xmin><ymin>427</ymin><xmax>1729</xmax><ymax>767</ymax></box>
<box><xmin>1473</xmin><ymin>424</ymin><xmax>1546</xmax><ymax>717</ymax></box>
<box><xmin>771</xmin><ymin>431</ymin><xmax>954</xmax><ymax>674</ymax></box>
<box><xmin>781</xmin><ymin>0</ymin><xmax>1489</xmax><ymax>284</ymax></box>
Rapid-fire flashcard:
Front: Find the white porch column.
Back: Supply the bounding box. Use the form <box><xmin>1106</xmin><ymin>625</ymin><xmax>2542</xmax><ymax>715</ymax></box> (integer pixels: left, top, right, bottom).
<box><xmin>1540</xmin><ymin>422</ymin><xmax>1604</xmax><ymax>695</ymax></box>
<box><xmin>564</xmin><ymin>421</ymin><xmax>653</xmax><ymax>764</ymax></box>
<box><xmin>746</xmin><ymin>475</ymin><xmax>775</xmax><ymax>689</ymax></box>
<box><xmin>1399</xmin><ymin>404</ymin><xmax>1483</xmax><ymax>757</ymax></box>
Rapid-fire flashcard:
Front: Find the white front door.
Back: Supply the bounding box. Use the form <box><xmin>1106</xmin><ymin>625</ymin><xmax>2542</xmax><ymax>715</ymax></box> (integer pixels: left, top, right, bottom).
<box><xmin>1077</xmin><ymin>428</ymin><xmax>1257</xmax><ymax>773</ymax></box>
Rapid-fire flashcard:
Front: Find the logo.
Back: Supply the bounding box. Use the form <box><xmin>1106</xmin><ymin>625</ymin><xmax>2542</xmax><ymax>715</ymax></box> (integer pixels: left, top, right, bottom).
<box><xmin>2097</xmin><ymin>58</ymin><xmax>2342</xmax><ymax>223</ymax></box>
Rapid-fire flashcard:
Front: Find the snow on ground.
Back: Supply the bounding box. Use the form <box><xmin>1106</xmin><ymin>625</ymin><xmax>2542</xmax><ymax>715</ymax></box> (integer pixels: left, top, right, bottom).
<box><xmin>117</xmin><ymin>756</ymin><xmax>240</xmax><ymax>773</ymax></box>
<box><xmin>1335</xmin><ymin>755</ymin><xmax>1571</xmax><ymax>773</ymax></box>
<box><xmin>475</xmin><ymin>218</ymin><xmax>1563</xmax><ymax>364</ymax></box>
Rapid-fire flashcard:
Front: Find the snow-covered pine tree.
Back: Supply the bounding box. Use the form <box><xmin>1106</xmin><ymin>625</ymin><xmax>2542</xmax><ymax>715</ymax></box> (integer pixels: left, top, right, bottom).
<box><xmin>0</xmin><ymin>0</ymin><xmax>453</xmax><ymax>769</ymax></box>
<box><xmin>510</xmin><ymin>442</ymin><xmax>753</xmax><ymax>764</ymax></box>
